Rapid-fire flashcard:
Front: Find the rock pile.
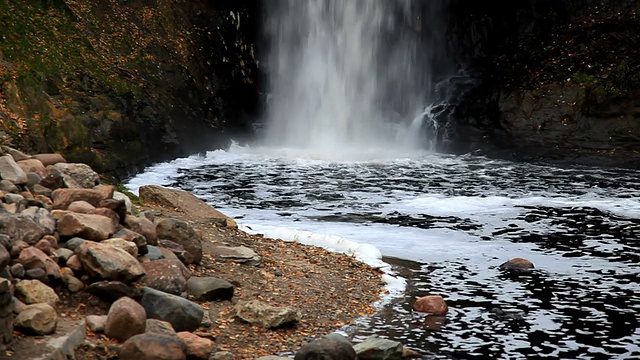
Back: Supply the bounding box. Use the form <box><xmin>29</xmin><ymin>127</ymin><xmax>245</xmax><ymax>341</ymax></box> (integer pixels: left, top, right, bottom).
<box><xmin>0</xmin><ymin>145</ymin><xmax>422</xmax><ymax>359</ymax></box>
<box><xmin>0</xmin><ymin>146</ymin><xmax>247</xmax><ymax>359</ymax></box>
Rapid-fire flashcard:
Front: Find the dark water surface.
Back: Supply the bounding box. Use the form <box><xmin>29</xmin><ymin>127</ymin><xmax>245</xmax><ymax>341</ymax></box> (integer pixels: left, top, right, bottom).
<box><xmin>128</xmin><ymin>149</ymin><xmax>640</xmax><ymax>359</ymax></box>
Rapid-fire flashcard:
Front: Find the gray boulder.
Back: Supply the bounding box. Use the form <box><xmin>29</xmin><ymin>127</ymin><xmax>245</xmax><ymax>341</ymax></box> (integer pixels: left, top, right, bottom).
<box><xmin>353</xmin><ymin>336</ymin><xmax>403</xmax><ymax>360</ymax></box>
<box><xmin>235</xmin><ymin>300</ymin><xmax>300</xmax><ymax>329</ymax></box>
<box><xmin>75</xmin><ymin>242</ymin><xmax>145</xmax><ymax>283</ymax></box>
<box><xmin>0</xmin><ymin>155</ymin><xmax>28</xmax><ymax>184</ymax></box>
<box><xmin>47</xmin><ymin>162</ymin><xmax>99</xmax><ymax>189</ymax></box>
<box><xmin>294</xmin><ymin>334</ymin><xmax>356</xmax><ymax>360</ymax></box>
<box><xmin>14</xmin><ymin>303</ymin><xmax>57</xmax><ymax>335</ymax></box>
<box><xmin>140</xmin><ymin>287</ymin><xmax>204</xmax><ymax>332</ymax></box>
<box><xmin>186</xmin><ymin>277</ymin><xmax>234</xmax><ymax>302</ymax></box>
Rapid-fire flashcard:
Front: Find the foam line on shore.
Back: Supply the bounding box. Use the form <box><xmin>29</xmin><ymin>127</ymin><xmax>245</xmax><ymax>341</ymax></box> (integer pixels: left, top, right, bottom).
<box><xmin>238</xmin><ymin>223</ymin><xmax>406</xmax><ymax>303</ymax></box>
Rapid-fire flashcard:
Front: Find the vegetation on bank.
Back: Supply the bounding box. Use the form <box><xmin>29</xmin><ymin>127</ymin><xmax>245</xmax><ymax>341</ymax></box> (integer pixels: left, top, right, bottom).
<box><xmin>497</xmin><ymin>5</ymin><xmax>640</xmax><ymax>97</ymax></box>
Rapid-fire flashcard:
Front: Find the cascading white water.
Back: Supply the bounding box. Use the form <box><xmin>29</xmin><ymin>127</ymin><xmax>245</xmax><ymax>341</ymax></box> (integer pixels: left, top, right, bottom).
<box><xmin>262</xmin><ymin>0</ymin><xmax>442</xmax><ymax>154</ymax></box>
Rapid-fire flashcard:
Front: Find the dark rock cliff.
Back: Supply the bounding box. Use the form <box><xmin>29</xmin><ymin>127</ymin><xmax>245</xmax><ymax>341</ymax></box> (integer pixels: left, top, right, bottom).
<box><xmin>0</xmin><ymin>0</ymin><xmax>260</xmax><ymax>178</ymax></box>
<box><xmin>442</xmin><ymin>0</ymin><xmax>640</xmax><ymax>168</ymax></box>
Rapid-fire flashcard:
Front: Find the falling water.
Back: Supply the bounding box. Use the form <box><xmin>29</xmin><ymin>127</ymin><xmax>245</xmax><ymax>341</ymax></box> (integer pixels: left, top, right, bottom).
<box><xmin>262</xmin><ymin>0</ymin><xmax>446</xmax><ymax>153</ymax></box>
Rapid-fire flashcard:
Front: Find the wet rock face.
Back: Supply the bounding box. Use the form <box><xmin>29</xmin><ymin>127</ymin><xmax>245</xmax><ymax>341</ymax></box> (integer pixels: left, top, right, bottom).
<box><xmin>441</xmin><ymin>1</ymin><xmax>640</xmax><ymax>166</ymax></box>
<box><xmin>0</xmin><ymin>0</ymin><xmax>260</xmax><ymax>178</ymax></box>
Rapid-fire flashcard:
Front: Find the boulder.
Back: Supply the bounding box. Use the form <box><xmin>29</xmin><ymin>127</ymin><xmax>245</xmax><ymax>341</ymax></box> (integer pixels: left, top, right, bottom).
<box><xmin>14</xmin><ymin>280</ymin><xmax>59</xmax><ymax>306</ymax></box>
<box><xmin>158</xmin><ymin>240</ymin><xmax>192</xmax><ymax>265</ymax></box>
<box><xmin>93</xmin><ymin>184</ymin><xmax>115</xmax><ymax>200</ymax></box>
<box><xmin>145</xmin><ymin>246</ymin><xmax>165</xmax><ymax>261</ymax></box>
<box><xmin>0</xmin><ymin>212</ymin><xmax>48</xmax><ymax>245</ymax></box>
<box><xmin>2</xmin><ymin>146</ymin><xmax>30</xmax><ymax>161</ymax></box>
<box><xmin>113</xmin><ymin>191</ymin><xmax>134</xmax><ymax>214</ymax></box>
<box><xmin>34</xmin><ymin>238</ymin><xmax>53</xmax><ymax>255</ymax></box>
<box><xmin>52</xmin><ymin>188</ymin><xmax>104</xmax><ymax>210</ymax></box>
<box><xmin>0</xmin><ymin>155</ymin><xmax>28</xmax><ymax>184</ymax></box>
<box><xmin>124</xmin><ymin>216</ymin><xmax>157</xmax><ymax>246</ymax></box>
<box><xmin>21</xmin><ymin>207</ymin><xmax>56</xmax><ymax>235</ymax></box>
<box><xmin>102</xmin><ymin>238</ymin><xmax>139</xmax><ymax>258</ymax></box>
<box><xmin>177</xmin><ymin>331</ymin><xmax>214</xmax><ymax>360</ymax></box>
<box><xmin>294</xmin><ymin>334</ymin><xmax>356</xmax><ymax>360</ymax></box>
<box><xmin>100</xmin><ymin>199</ymin><xmax>128</xmax><ymax>223</ymax></box>
<box><xmin>0</xmin><ymin>245</ymin><xmax>9</xmax><ymax>269</ymax></box>
<box><xmin>186</xmin><ymin>277</ymin><xmax>234</xmax><ymax>302</ymax></box>
<box><xmin>113</xmin><ymin>228</ymin><xmax>148</xmax><ymax>255</ymax></box>
<box><xmin>156</xmin><ymin>218</ymin><xmax>202</xmax><ymax>265</ymax></box>
<box><xmin>39</xmin><ymin>173</ymin><xmax>65</xmax><ymax>191</ymax></box>
<box><xmin>139</xmin><ymin>185</ymin><xmax>236</xmax><ymax>228</ymax></box>
<box><xmin>0</xmin><ymin>180</ymin><xmax>18</xmax><ymax>193</ymax></box>
<box><xmin>145</xmin><ymin>319</ymin><xmax>177</xmax><ymax>337</ymax></box>
<box><xmin>499</xmin><ymin>258</ymin><xmax>535</xmax><ymax>272</ymax></box>
<box><xmin>412</xmin><ymin>295</ymin><xmax>448</xmax><ymax>315</ymax></box>
<box><xmin>235</xmin><ymin>300</ymin><xmax>300</xmax><ymax>329</ymax></box>
<box><xmin>75</xmin><ymin>242</ymin><xmax>145</xmax><ymax>283</ymax></box>
<box><xmin>32</xmin><ymin>184</ymin><xmax>52</xmax><ymax>198</ymax></box>
<box><xmin>353</xmin><ymin>336</ymin><xmax>403</xmax><ymax>360</ymax></box>
<box><xmin>105</xmin><ymin>297</ymin><xmax>147</xmax><ymax>342</ymax></box>
<box><xmin>139</xmin><ymin>259</ymin><xmax>190</xmax><ymax>296</ymax></box>
<box><xmin>119</xmin><ymin>333</ymin><xmax>187</xmax><ymax>360</ymax></box>
<box><xmin>17</xmin><ymin>159</ymin><xmax>47</xmax><ymax>178</ymax></box>
<box><xmin>57</xmin><ymin>212</ymin><xmax>117</xmax><ymax>241</ymax></box>
<box><xmin>86</xmin><ymin>281</ymin><xmax>142</xmax><ymax>302</ymax></box>
<box><xmin>14</xmin><ymin>303</ymin><xmax>57</xmax><ymax>335</ymax></box>
<box><xmin>17</xmin><ymin>246</ymin><xmax>61</xmax><ymax>281</ymax></box>
<box><xmin>53</xmin><ymin>248</ymin><xmax>74</xmax><ymax>264</ymax></box>
<box><xmin>91</xmin><ymin>208</ymin><xmax>121</xmax><ymax>229</ymax></box>
<box><xmin>86</xmin><ymin>314</ymin><xmax>108</xmax><ymax>333</ymax></box>
<box><xmin>47</xmin><ymin>162</ymin><xmax>99</xmax><ymax>189</ymax></box>
<box><xmin>140</xmin><ymin>287</ymin><xmax>204</xmax><ymax>332</ymax></box>
<box><xmin>32</xmin><ymin>153</ymin><xmax>66</xmax><ymax>166</ymax></box>
<box><xmin>67</xmin><ymin>200</ymin><xmax>96</xmax><ymax>213</ymax></box>
<box><xmin>210</xmin><ymin>245</ymin><xmax>260</xmax><ymax>265</ymax></box>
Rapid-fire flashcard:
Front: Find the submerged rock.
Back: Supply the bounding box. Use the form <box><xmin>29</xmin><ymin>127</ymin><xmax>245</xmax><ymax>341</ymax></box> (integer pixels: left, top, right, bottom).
<box><xmin>413</xmin><ymin>295</ymin><xmax>448</xmax><ymax>315</ymax></box>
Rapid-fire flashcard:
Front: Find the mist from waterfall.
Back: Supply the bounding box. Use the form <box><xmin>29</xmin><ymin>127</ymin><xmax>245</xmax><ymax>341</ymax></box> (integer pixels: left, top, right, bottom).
<box><xmin>261</xmin><ymin>0</ymin><xmax>447</xmax><ymax>155</ymax></box>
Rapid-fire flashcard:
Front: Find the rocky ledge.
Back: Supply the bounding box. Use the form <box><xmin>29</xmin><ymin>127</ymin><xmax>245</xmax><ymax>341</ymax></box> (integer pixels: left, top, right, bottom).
<box><xmin>0</xmin><ymin>146</ymin><xmax>426</xmax><ymax>359</ymax></box>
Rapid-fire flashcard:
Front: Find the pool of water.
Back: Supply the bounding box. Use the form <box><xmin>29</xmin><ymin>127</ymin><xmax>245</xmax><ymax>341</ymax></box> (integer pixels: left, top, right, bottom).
<box><xmin>127</xmin><ymin>144</ymin><xmax>640</xmax><ymax>359</ymax></box>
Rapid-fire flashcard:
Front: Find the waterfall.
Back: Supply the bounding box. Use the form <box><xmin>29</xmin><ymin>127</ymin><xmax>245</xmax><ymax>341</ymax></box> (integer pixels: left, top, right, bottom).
<box><xmin>261</xmin><ymin>0</ymin><xmax>446</xmax><ymax>154</ymax></box>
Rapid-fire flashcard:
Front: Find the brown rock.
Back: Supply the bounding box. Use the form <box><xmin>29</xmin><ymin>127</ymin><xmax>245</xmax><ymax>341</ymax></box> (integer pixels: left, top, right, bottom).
<box><xmin>499</xmin><ymin>258</ymin><xmax>535</xmax><ymax>272</ymax></box>
<box><xmin>102</xmin><ymin>238</ymin><xmax>138</xmax><ymax>258</ymax></box>
<box><xmin>413</xmin><ymin>295</ymin><xmax>448</xmax><ymax>315</ymax></box>
<box><xmin>156</xmin><ymin>218</ymin><xmax>202</xmax><ymax>265</ymax></box>
<box><xmin>119</xmin><ymin>333</ymin><xmax>187</xmax><ymax>360</ymax></box>
<box><xmin>100</xmin><ymin>199</ymin><xmax>127</xmax><ymax>223</ymax></box>
<box><xmin>75</xmin><ymin>242</ymin><xmax>145</xmax><ymax>283</ymax></box>
<box><xmin>17</xmin><ymin>246</ymin><xmax>61</xmax><ymax>280</ymax></box>
<box><xmin>32</xmin><ymin>153</ymin><xmax>66</xmax><ymax>166</ymax></box>
<box><xmin>145</xmin><ymin>319</ymin><xmax>177</xmax><ymax>337</ymax></box>
<box><xmin>94</xmin><ymin>184</ymin><xmax>115</xmax><ymax>200</ymax></box>
<box><xmin>125</xmin><ymin>216</ymin><xmax>157</xmax><ymax>246</ymax></box>
<box><xmin>52</xmin><ymin>188</ymin><xmax>104</xmax><ymax>210</ymax></box>
<box><xmin>105</xmin><ymin>296</ymin><xmax>147</xmax><ymax>342</ymax></box>
<box><xmin>177</xmin><ymin>332</ymin><xmax>214</xmax><ymax>360</ymax></box>
<box><xmin>14</xmin><ymin>303</ymin><xmax>57</xmax><ymax>335</ymax></box>
<box><xmin>34</xmin><ymin>238</ymin><xmax>53</xmax><ymax>255</ymax></box>
<box><xmin>139</xmin><ymin>259</ymin><xmax>190</xmax><ymax>295</ymax></box>
<box><xmin>35</xmin><ymin>194</ymin><xmax>53</xmax><ymax>206</ymax></box>
<box><xmin>39</xmin><ymin>173</ymin><xmax>65</xmax><ymax>191</ymax></box>
<box><xmin>67</xmin><ymin>200</ymin><xmax>96</xmax><ymax>213</ymax></box>
<box><xmin>91</xmin><ymin>208</ymin><xmax>121</xmax><ymax>228</ymax></box>
<box><xmin>66</xmin><ymin>254</ymin><xmax>83</xmax><ymax>272</ymax></box>
<box><xmin>139</xmin><ymin>185</ymin><xmax>237</xmax><ymax>228</ymax></box>
<box><xmin>57</xmin><ymin>212</ymin><xmax>117</xmax><ymax>241</ymax></box>
<box><xmin>17</xmin><ymin>159</ymin><xmax>47</xmax><ymax>178</ymax></box>
<box><xmin>14</xmin><ymin>279</ymin><xmax>59</xmax><ymax>306</ymax></box>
